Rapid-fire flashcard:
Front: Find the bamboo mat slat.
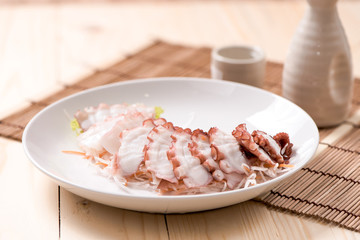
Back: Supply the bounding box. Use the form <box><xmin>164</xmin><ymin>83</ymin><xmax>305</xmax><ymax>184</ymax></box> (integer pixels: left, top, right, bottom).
<box><xmin>2</xmin><ymin>40</ymin><xmax>360</xmax><ymax>231</ymax></box>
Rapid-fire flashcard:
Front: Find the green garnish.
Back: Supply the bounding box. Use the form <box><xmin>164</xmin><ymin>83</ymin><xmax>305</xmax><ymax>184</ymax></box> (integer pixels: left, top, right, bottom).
<box><xmin>70</xmin><ymin>118</ymin><xmax>83</xmax><ymax>136</ymax></box>
<box><xmin>154</xmin><ymin>106</ymin><xmax>164</xmax><ymax>119</ymax></box>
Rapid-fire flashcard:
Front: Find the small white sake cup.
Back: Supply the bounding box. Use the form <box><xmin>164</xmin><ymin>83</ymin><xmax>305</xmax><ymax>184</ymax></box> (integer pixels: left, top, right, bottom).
<box><xmin>211</xmin><ymin>45</ymin><xmax>266</xmax><ymax>88</ymax></box>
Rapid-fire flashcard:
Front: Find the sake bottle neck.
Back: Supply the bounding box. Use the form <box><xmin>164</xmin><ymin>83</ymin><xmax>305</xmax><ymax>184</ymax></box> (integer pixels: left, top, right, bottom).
<box><xmin>307</xmin><ymin>0</ymin><xmax>338</xmax><ymax>9</ymax></box>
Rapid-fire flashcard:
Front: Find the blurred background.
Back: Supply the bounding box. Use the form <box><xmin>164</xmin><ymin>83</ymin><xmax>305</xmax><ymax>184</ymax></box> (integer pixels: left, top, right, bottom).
<box><xmin>0</xmin><ymin>0</ymin><xmax>359</xmax><ymax>117</ymax></box>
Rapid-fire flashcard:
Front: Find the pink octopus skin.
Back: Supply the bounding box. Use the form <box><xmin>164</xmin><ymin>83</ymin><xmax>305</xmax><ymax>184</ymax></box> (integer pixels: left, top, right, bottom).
<box><xmin>167</xmin><ymin>127</ymin><xmax>213</xmax><ymax>188</ymax></box>
<box><xmin>188</xmin><ymin>129</ymin><xmax>243</xmax><ymax>189</ymax></box>
<box><xmin>252</xmin><ymin>130</ymin><xmax>284</xmax><ymax>164</ymax></box>
<box><xmin>116</xmin><ymin>118</ymin><xmax>166</xmax><ymax>177</ymax></box>
<box><xmin>208</xmin><ymin>127</ymin><xmax>249</xmax><ymax>175</ymax></box>
<box><xmin>232</xmin><ymin>124</ymin><xmax>275</xmax><ymax>166</ymax></box>
<box><xmin>189</xmin><ymin>129</ymin><xmax>225</xmax><ymax>181</ymax></box>
<box><xmin>188</xmin><ymin>129</ymin><xmax>211</xmax><ymax>164</ymax></box>
<box><xmin>144</xmin><ymin>122</ymin><xmax>178</xmax><ymax>185</ymax></box>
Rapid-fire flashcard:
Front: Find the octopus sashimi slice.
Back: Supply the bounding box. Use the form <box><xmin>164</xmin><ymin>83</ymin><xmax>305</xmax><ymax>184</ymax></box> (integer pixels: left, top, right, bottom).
<box><xmin>168</xmin><ymin>128</ymin><xmax>213</xmax><ymax>188</ymax></box>
<box><xmin>144</xmin><ymin>122</ymin><xmax>178</xmax><ymax>185</ymax></box>
<box><xmin>99</xmin><ymin>112</ymin><xmax>148</xmax><ymax>155</ymax></box>
<box><xmin>252</xmin><ymin>130</ymin><xmax>284</xmax><ymax>164</ymax></box>
<box><xmin>77</xmin><ymin>114</ymin><xmax>125</xmax><ymax>156</ymax></box>
<box><xmin>232</xmin><ymin>124</ymin><xmax>275</xmax><ymax>166</ymax></box>
<box><xmin>189</xmin><ymin>129</ymin><xmax>212</xmax><ymax>164</ymax></box>
<box><xmin>189</xmin><ymin>129</ymin><xmax>225</xmax><ymax>181</ymax></box>
<box><xmin>208</xmin><ymin>127</ymin><xmax>248</xmax><ymax>175</ymax></box>
<box><xmin>75</xmin><ymin>103</ymin><xmax>112</xmax><ymax>131</ymax></box>
<box><xmin>75</xmin><ymin>103</ymin><xmax>156</xmax><ymax>131</ymax></box>
<box><xmin>117</xmin><ymin>118</ymin><xmax>166</xmax><ymax>177</ymax></box>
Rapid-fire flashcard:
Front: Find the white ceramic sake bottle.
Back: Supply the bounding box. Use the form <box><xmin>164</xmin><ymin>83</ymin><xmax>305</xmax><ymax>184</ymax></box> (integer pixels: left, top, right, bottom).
<box><xmin>282</xmin><ymin>0</ymin><xmax>353</xmax><ymax>127</ymax></box>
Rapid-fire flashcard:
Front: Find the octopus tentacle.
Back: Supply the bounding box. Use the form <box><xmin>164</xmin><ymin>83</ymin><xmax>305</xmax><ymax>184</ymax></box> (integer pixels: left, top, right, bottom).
<box><xmin>273</xmin><ymin>132</ymin><xmax>293</xmax><ymax>161</ymax></box>
<box><xmin>252</xmin><ymin>130</ymin><xmax>284</xmax><ymax>164</ymax></box>
<box><xmin>212</xmin><ymin>169</ymin><xmax>225</xmax><ymax>182</ymax></box>
<box><xmin>190</xmin><ymin>129</ymin><xmax>225</xmax><ymax>181</ymax></box>
<box><xmin>116</xmin><ymin>118</ymin><xmax>164</xmax><ymax>177</ymax></box>
<box><xmin>232</xmin><ymin>124</ymin><xmax>275</xmax><ymax>166</ymax></box>
<box><xmin>168</xmin><ymin>127</ymin><xmax>213</xmax><ymax>188</ymax></box>
<box><xmin>209</xmin><ymin>127</ymin><xmax>248</xmax><ymax>175</ymax></box>
<box><xmin>189</xmin><ymin>129</ymin><xmax>210</xmax><ymax>164</ymax></box>
<box><xmin>144</xmin><ymin>121</ymin><xmax>178</xmax><ymax>186</ymax></box>
<box><xmin>210</xmin><ymin>144</ymin><xmax>225</xmax><ymax>162</ymax></box>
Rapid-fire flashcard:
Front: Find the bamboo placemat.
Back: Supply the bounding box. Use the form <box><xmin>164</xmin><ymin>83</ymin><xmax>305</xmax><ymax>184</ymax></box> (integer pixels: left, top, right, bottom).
<box><xmin>2</xmin><ymin>41</ymin><xmax>360</xmax><ymax>231</ymax></box>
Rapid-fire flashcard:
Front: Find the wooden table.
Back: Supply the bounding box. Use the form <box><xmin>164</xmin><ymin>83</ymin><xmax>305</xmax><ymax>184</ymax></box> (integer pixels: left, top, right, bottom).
<box><xmin>1</xmin><ymin>1</ymin><xmax>360</xmax><ymax>239</ymax></box>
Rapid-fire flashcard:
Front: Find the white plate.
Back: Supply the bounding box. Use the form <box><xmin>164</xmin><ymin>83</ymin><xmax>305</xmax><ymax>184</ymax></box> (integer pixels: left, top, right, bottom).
<box><xmin>23</xmin><ymin>77</ymin><xmax>319</xmax><ymax>213</ymax></box>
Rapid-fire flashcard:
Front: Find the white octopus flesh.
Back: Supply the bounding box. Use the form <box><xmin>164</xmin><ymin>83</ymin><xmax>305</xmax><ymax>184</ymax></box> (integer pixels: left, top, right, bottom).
<box><xmin>70</xmin><ymin>103</ymin><xmax>294</xmax><ymax>195</ymax></box>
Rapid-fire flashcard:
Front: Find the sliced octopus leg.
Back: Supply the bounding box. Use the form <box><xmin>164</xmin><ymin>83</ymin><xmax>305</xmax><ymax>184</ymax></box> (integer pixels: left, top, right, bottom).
<box><xmin>77</xmin><ymin>112</ymin><xmax>145</xmax><ymax>156</ymax></box>
<box><xmin>232</xmin><ymin>124</ymin><xmax>275</xmax><ymax>166</ymax></box>
<box><xmin>252</xmin><ymin>130</ymin><xmax>284</xmax><ymax>164</ymax></box>
<box><xmin>144</xmin><ymin>122</ymin><xmax>178</xmax><ymax>186</ymax></box>
<box><xmin>189</xmin><ymin>129</ymin><xmax>225</xmax><ymax>181</ymax></box>
<box><xmin>167</xmin><ymin>127</ymin><xmax>213</xmax><ymax>188</ymax></box>
<box><xmin>208</xmin><ymin>127</ymin><xmax>249</xmax><ymax>175</ymax></box>
<box><xmin>99</xmin><ymin>112</ymin><xmax>148</xmax><ymax>155</ymax></box>
<box><xmin>117</xmin><ymin>118</ymin><xmax>166</xmax><ymax>177</ymax></box>
<box><xmin>183</xmin><ymin>128</ymin><xmax>243</xmax><ymax>189</ymax></box>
